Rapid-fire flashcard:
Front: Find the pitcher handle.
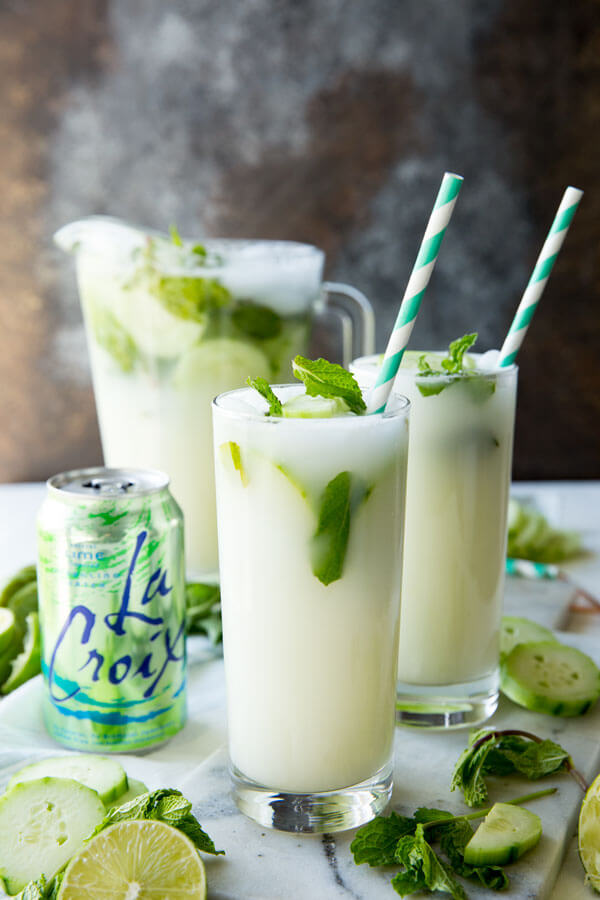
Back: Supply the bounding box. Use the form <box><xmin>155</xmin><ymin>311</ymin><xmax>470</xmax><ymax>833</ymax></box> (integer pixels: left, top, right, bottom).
<box><xmin>321</xmin><ymin>282</ymin><xmax>375</xmax><ymax>365</ymax></box>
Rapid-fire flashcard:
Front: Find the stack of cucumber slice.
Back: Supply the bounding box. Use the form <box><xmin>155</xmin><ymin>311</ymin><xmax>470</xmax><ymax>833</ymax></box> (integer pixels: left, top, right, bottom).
<box><xmin>0</xmin><ymin>566</ymin><xmax>41</xmax><ymax>695</ymax></box>
<box><xmin>0</xmin><ymin>754</ymin><xmax>148</xmax><ymax>893</ymax></box>
<box><xmin>500</xmin><ymin>617</ymin><xmax>600</xmax><ymax>717</ymax></box>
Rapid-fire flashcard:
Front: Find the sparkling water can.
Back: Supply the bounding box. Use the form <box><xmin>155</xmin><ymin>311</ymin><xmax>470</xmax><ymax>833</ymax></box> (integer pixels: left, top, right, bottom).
<box><xmin>37</xmin><ymin>467</ymin><xmax>186</xmax><ymax>751</ymax></box>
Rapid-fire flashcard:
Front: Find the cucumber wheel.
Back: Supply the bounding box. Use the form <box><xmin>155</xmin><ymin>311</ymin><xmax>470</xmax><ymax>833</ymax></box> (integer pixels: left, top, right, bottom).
<box><xmin>464</xmin><ymin>802</ymin><xmax>542</xmax><ymax>866</ymax></box>
<box><xmin>501</xmin><ymin>641</ymin><xmax>600</xmax><ymax>716</ymax></box>
<box><xmin>500</xmin><ymin>617</ymin><xmax>557</xmax><ymax>662</ymax></box>
<box><xmin>8</xmin><ymin>754</ymin><xmax>128</xmax><ymax>806</ymax></box>
<box><xmin>0</xmin><ymin>777</ymin><xmax>105</xmax><ymax>893</ymax></box>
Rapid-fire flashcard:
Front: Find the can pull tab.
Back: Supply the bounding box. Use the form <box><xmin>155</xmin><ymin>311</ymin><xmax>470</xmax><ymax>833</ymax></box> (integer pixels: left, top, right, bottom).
<box><xmin>82</xmin><ymin>478</ymin><xmax>135</xmax><ymax>494</ymax></box>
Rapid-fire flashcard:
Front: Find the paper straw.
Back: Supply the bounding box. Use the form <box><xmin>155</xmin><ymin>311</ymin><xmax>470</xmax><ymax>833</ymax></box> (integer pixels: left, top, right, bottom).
<box><xmin>498</xmin><ymin>186</ymin><xmax>583</xmax><ymax>367</ymax></box>
<box><xmin>366</xmin><ymin>172</ymin><xmax>464</xmax><ymax>414</ymax></box>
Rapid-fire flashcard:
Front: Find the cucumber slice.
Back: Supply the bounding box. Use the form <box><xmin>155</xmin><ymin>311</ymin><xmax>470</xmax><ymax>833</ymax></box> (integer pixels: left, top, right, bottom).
<box><xmin>172</xmin><ymin>337</ymin><xmax>271</xmax><ymax>390</ymax></box>
<box><xmin>0</xmin><ymin>608</ymin><xmax>16</xmax><ymax>655</ymax></box>
<box><xmin>501</xmin><ymin>641</ymin><xmax>600</xmax><ymax>716</ymax></box>
<box><xmin>1</xmin><ymin>611</ymin><xmax>41</xmax><ymax>694</ymax></box>
<box><xmin>8</xmin><ymin>754</ymin><xmax>128</xmax><ymax>806</ymax></box>
<box><xmin>108</xmin><ymin>777</ymin><xmax>149</xmax><ymax>809</ymax></box>
<box><xmin>0</xmin><ymin>777</ymin><xmax>105</xmax><ymax>893</ymax></box>
<box><xmin>281</xmin><ymin>395</ymin><xmax>349</xmax><ymax>418</ymax></box>
<box><xmin>0</xmin><ymin>565</ymin><xmax>36</xmax><ymax>607</ymax></box>
<box><xmin>500</xmin><ymin>616</ymin><xmax>558</xmax><ymax>662</ymax></box>
<box><xmin>463</xmin><ymin>802</ymin><xmax>542</xmax><ymax>866</ymax></box>
<box><xmin>0</xmin><ymin>633</ymin><xmax>22</xmax><ymax>687</ymax></box>
<box><xmin>578</xmin><ymin>772</ymin><xmax>600</xmax><ymax>891</ymax></box>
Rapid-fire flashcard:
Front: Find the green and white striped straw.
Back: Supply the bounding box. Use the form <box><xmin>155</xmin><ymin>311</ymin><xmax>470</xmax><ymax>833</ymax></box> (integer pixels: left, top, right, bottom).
<box><xmin>498</xmin><ymin>186</ymin><xmax>583</xmax><ymax>367</ymax></box>
<box><xmin>366</xmin><ymin>172</ymin><xmax>464</xmax><ymax>414</ymax></box>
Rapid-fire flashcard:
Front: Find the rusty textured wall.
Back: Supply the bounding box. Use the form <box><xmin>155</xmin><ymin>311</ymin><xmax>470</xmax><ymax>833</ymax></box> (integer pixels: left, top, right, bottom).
<box><xmin>0</xmin><ymin>0</ymin><xmax>598</xmax><ymax>481</ymax></box>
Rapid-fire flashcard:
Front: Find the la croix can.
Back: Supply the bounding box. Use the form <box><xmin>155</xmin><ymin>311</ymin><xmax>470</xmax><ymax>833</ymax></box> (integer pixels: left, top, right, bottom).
<box><xmin>37</xmin><ymin>467</ymin><xmax>186</xmax><ymax>752</ymax></box>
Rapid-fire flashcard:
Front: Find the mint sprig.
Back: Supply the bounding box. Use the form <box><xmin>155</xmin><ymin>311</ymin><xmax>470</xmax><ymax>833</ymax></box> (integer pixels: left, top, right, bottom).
<box><xmin>245</xmin><ymin>376</ymin><xmax>282</xmax><ymax>416</ymax></box>
<box><xmin>351</xmin><ymin>789</ymin><xmax>554</xmax><ymax>897</ymax></box>
<box><xmin>416</xmin><ymin>334</ymin><xmax>496</xmax><ymax>401</ymax></box>
<box><xmin>292</xmin><ymin>356</ymin><xmax>366</xmax><ymax>414</ymax></box>
<box><xmin>451</xmin><ymin>728</ymin><xmax>583</xmax><ymax>808</ymax></box>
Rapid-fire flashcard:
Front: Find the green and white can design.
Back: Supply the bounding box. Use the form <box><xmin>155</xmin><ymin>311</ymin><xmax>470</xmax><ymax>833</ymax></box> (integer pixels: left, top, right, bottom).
<box><xmin>37</xmin><ymin>467</ymin><xmax>186</xmax><ymax>752</ymax></box>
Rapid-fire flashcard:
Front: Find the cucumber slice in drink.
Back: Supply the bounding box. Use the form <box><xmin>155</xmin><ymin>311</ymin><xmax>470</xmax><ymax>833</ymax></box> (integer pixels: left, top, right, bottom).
<box><xmin>0</xmin><ymin>565</ymin><xmax>36</xmax><ymax>607</ymax></box>
<box><xmin>463</xmin><ymin>802</ymin><xmax>542</xmax><ymax>866</ymax></box>
<box><xmin>57</xmin><ymin>820</ymin><xmax>207</xmax><ymax>900</ymax></box>
<box><xmin>0</xmin><ymin>777</ymin><xmax>105</xmax><ymax>893</ymax></box>
<box><xmin>0</xmin><ymin>608</ymin><xmax>16</xmax><ymax>655</ymax></box>
<box><xmin>500</xmin><ymin>616</ymin><xmax>558</xmax><ymax>662</ymax></box>
<box><xmin>108</xmin><ymin>777</ymin><xmax>149</xmax><ymax>809</ymax></box>
<box><xmin>501</xmin><ymin>641</ymin><xmax>600</xmax><ymax>716</ymax></box>
<box><xmin>173</xmin><ymin>337</ymin><xmax>271</xmax><ymax>390</ymax></box>
<box><xmin>578</xmin><ymin>772</ymin><xmax>600</xmax><ymax>891</ymax></box>
<box><xmin>282</xmin><ymin>395</ymin><xmax>349</xmax><ymax>418</ymax></box>
<box><xmin>1</xmin><ymin>611</ymin><xmax>40</xmax><ymax>694</ymax></box>
<box><xmin>9</xmin><ymin>755</ymin><xmax>128</xmax><ymax>806</ymax></box>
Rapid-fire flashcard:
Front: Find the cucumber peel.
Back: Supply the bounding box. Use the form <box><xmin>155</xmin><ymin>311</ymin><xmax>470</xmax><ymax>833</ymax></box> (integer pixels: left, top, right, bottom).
<box><xmin>501</xmin><ymin>641</ymin><xmax>600</xmax><ymax>717</ymax></box>
<box><xmin>1</xmin><ymin>611</ymin><xmax>41</xmax><ymax>694</ymax></box>
<box><xmin>464</xmin><ymin>802</ymin><xmax>542</xmax><ymax>866</ymax></box>
<box><xmin>8</xmin><ymin>755</ymin><xmax>128</xmax><ymax>806</ymax></box>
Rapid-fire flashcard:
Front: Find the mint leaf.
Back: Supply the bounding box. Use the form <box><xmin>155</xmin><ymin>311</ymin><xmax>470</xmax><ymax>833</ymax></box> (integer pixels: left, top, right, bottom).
<box><xmin>438</xmin><ymin>819</ymin><xmax>509</xmax><ymax>891</ymax></box>
<box><xmin>310</xmin><ymin>473</ymin><xmax>371</xmax><ymax>586</ymax></box>
<box><xmin>451</xmin><ymin>728</ymin><xmax>498</xmax><ymax>807</ymax></box>
<box><xmin>292</xmin><ymin>356</ymin><xmax>366</xmax><ymax>415</ymax></box>
<box><xmin>246</xmin><ymin>376</ymin><xmax>283</xmax><ymax>416</ymax></box>
<box><xmin>233</xmin><ymin>301</ymin><xmax>282</xmax><ymax>340</ymax></box>
<box><xmin>185</xmin><ymin>582</ymin><xmax>222</xmax><ymax>645</ymax></box>
<box><xmin>351</xmin><ymin>811</ymin><xmax>416</xmax><ymax>866</ymax></box>
<box><xmin>394</xmin><ymin>825</ymin><xmax>467</xmax><ymax>899</ymax></box>
<box><xmin>93</xmin><ymin>788</ymin><xmax>224</xmax><ymax>856</ymax></box>
<box><xmin>169</xmin><ymin>223</ymin><xmax>184</xmax><ymax>247</ymax></box>
<box><xmin>442</xmin><ymin>334</ymin><xmax>478</xmax><ymax>374</ymax></box>
<box><xmin>151</xmin><ymin>274</ymin><xmax>231</xmax><ymax>322</ymax></box>
<box><xmin>192</xmin><ymin>243</ymin><xmax>207</xmax><ymax>258</ymax></box>
<box><xmin>89</xmin><ymin>306</ymin><xmax>139</xmax><ymax>373</ymax></box>
<box><xmin>452</xmin><ymin>729</ymin><xmax>573</xmax><ymax>807</ymax></box>
<box><xmin>416</xmin><ymin>379</ymin><xmax>447</xmax><ymax>398</ymax></box>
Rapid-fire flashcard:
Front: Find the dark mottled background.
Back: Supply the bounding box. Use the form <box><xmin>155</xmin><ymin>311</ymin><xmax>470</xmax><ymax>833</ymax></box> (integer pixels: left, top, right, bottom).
<box><xmin>0</xmin><ymin>0</ymin><xmax>598</xmax><ymax>481</ymax></box>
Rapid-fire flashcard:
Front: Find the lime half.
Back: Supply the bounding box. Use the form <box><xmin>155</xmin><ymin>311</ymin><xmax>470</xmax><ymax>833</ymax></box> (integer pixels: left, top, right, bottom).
<box><xmin>579</xmin><ymin>772</ymin><xmax>600</xmax><ymax>891</ymax></box>
<box><xmin>58</xmin><ymin>820</ymin><xmax>207</xmax><ymax>899</ymax></box>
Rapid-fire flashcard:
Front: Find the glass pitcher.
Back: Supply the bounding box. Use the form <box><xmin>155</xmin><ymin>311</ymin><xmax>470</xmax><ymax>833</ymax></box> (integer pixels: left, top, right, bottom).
<box><xmin>55</xmin><ymin>217</ymin><xmax>374</xmax><ymax>580</ymax></box>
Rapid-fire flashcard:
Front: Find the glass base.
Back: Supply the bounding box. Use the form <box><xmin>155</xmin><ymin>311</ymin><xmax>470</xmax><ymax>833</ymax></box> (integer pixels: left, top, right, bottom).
<box><xmin>230</xmin><ymin>762</ymin><xmax>392</xmax><ymax>833</ymax></box>
<box><xmin>395</xmin><ymin>670</ymin><xmax>499</xmax><ymax>730</ymax></box>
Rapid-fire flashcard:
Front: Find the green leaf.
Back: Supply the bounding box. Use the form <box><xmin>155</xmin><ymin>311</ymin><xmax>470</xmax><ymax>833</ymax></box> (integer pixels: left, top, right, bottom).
<box><xmin>169</xmin><ymin>223</ymin><xmax>183</xmax><ymax>247</ymax></box>
<box><xmin>88</xmin><ymin>305</ymin><xmax>139</xmax><ymax>373</ymax></box>
<box><xmin>292</xmin><ymin>356</ymin><xmax>366</xmax><ymax>415</ymax></box>
<box><xmin>310</xmin><ymin>473</ymin><xmax>371</xmax><ymax>586</ymax></box>
<box><xmin>350</xmin><ymin>811</ymin><xmax>416</xmax><ymax>867</ymax></box>
<box><xmin>192</xmin><ymin>244</ymin><xmax>207</xmax><ymax>258</ymax></box>
<box><xmin>452</xmin><ymin>730</ymin><xmax>572</xmax><ymax>807</ymax></box>
<box><xmin>438</xmin><ymin>819</ymin><xmax>509</xmax><ymax>891</ymax></box>
<box><xmin>246</xmin><ymin>376</ymin><xmax>283</xmax><ymax>416</ymax></box>
<box><xmin>151</xmin><ymin>274</ymin><xmax>231</xmax><ymax>322</ymax></box>
<box><xmin>185</xmin><ymin>582</ymin><xmax>222</xmax><ymax>644</ymax></box>
<box><xmin>442</xmin><ymin>334</ymin><xmax>478</xmax><ymax>374</ymax></box>
<box><xmin>90</xmin><ymin>788</ymin><xmax>224</xmax><ymax>856</ymax></box>
<box><xmin>394</xmin><ymin>825</ymin><xmax>468</xmax><ymax>899</ymax></box>
<box><xmin>233</xmin><ymin>301</ymin><xmax>282</xmax><ymax>340</ymax></box>
<box><xmin>451</xmin><ymin>729</ymin><xmax>498</xmax><ymax>807</ymax></box>
<box><xmin>416</xmin><ymin>379</ymin><xmax>447</xmax><ymax>397</ymax></box>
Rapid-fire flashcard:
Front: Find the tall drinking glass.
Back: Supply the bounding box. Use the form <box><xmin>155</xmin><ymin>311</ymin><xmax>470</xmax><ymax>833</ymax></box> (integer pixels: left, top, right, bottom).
<box><xmin>351</xmin><ymin>354</ymin><xmax>517</xmax><ymax>728</ymax></box>
<box><xmin>212</xmin><ymin>384</ymin><xmax>409</xmax><ymax>832</ymax></box>
<box><xmin>55</xmin><ymin>218</ymin><xmax>374</xmax><ymax>580</ymax></box>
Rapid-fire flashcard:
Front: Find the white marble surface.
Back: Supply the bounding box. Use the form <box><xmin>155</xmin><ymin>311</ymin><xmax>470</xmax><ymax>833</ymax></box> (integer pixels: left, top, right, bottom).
<box><xmin>0</xmin><ymin>481</ymin><xmax>599</xmax><ymax>899</ymax></box>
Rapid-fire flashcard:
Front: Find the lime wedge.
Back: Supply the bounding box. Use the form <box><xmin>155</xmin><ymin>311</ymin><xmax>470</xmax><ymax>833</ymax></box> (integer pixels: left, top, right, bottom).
<box><xmin>579</xmin><ymin>772</ymin><xmax>600</xmax><ymax>891</ymax></box>
<box><xmin>0</xmin><ymin>565</ymin><xmax>36</xmax><ymax>607</ymax></box>
<box><xmin>0</xmin><ymin>608</ymin><xmax>16</xmax><ymax>654</ymax></box>
<box><xmin>7</xmin><ymin>581</ymin><xmax>38</xmax><ymax>637</ymax></box>
<box><xmin>1</xmin><ymin>612</ymin><xmax>41</xmax><ymax>694</ymax></box>
<box><xmin>57</xmin><ymin>820</ymin><xmax>207</xmax><ymax>899</ymax></box>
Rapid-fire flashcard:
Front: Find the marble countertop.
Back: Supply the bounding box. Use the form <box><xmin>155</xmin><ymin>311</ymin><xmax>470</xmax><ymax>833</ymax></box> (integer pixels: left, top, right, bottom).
<box><xmin>1</xmin><ymin>481</ymin><xmax>600</xmax><ymax>899</ymax></box>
